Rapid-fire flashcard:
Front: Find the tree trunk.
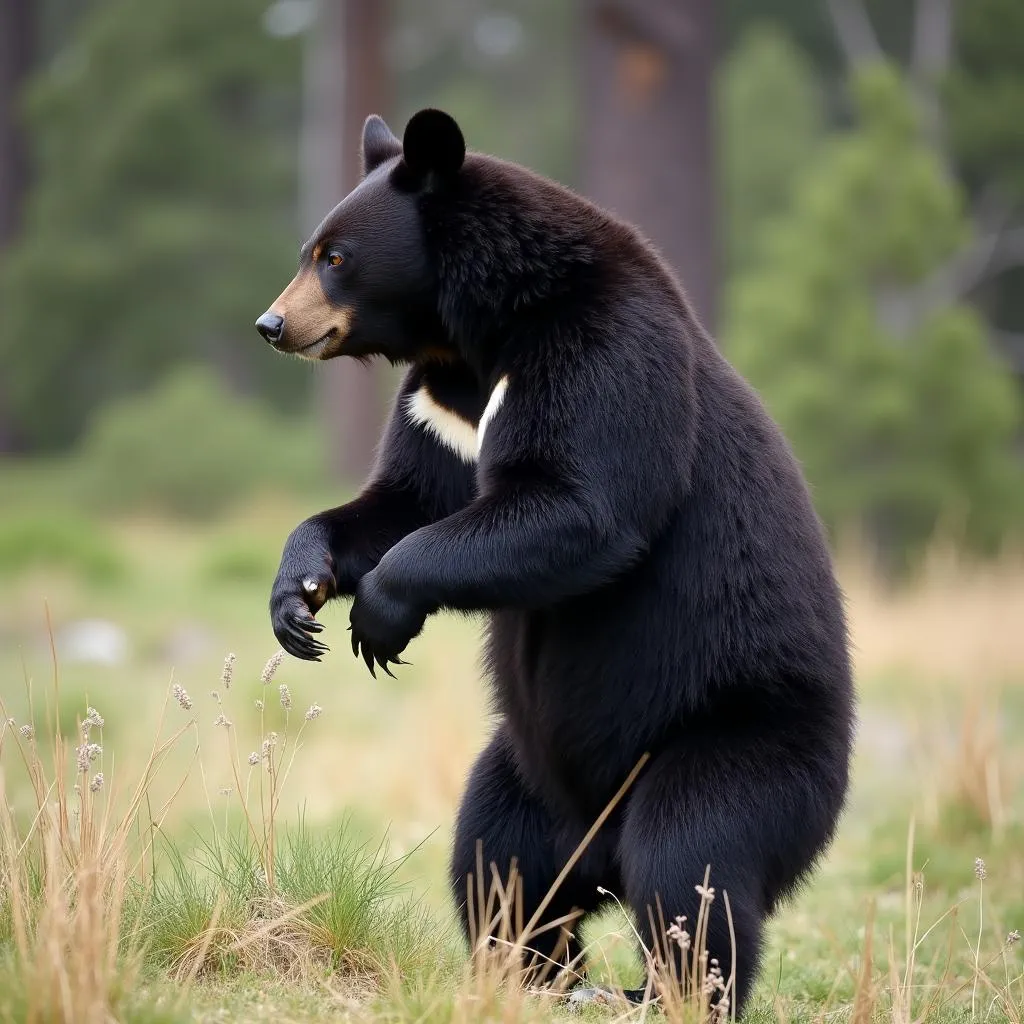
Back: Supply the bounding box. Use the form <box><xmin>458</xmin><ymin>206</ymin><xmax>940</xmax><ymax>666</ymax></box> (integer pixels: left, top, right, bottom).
<box><xmin>0</xmin><ymin>0</ymin><xmax>31</xmax><ymax>244</ymax></box>
<box><xmin>0</xmin><ymin>0</ymin><xmax>34</xmax><ymax>451</ymax></box>
<box><xmin>303</xmin><ymin>0</ymin><xmax>390</xmax><ymax>484</ymax></box>
<box><xmin>581</xmin><ymin>0</ymin><xmax>717</xmax><ymax>332</ymax></box>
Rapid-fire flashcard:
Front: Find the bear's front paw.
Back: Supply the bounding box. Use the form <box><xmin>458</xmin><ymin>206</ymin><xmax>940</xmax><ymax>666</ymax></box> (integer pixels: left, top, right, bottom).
<box><xmin>270</xmin><ymin>521</ymin><xmax>337</xmax><ymax>662</ymax></box>
<box><xmin>271</xmin><ymin>575</ymin><xmax>331</xmax><ymax>662</ymax></box>
<box><xmin>349</xmin><ymin>569</ymin><xmax>426</xmax><ymax>677</ymax></box>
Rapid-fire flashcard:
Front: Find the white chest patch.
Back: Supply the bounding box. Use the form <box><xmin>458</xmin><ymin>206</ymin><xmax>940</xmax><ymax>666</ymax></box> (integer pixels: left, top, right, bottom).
<box><xmin>477</xmin><ymin>376</ymin><xmax>509</xmax><ymax>455</ymax></box>
<box><xmin>405</xmin><ymin>386</ymin><xmax>479</xmax><ymax>464</ymax></box>
<box><xmin>405</xmin><ymin>375</ymin><xmax>511</xmax><ymax>464</ymax></box>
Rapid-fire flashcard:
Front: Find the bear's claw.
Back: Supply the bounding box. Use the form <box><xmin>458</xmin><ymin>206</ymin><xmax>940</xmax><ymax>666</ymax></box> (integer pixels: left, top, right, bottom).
<box><xmin>275</xmin><ymin>608</ymin><xmax>329</xmax><ymax>662</ymax></box>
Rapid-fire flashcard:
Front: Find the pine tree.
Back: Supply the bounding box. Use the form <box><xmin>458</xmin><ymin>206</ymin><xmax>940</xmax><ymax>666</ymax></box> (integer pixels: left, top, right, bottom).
<box><xmin>0</xmin><ymin>0</ymin><xmax>304</xmax><ymax>449</ymax></box>
<box><xmin>719</xmin><ymin>24</ymin><xmax>824</xmax><ymax>275</ymax></box>
<box><xmin>726</xmin><ymin>65</ymin><xmax>1023</xmax><ymax>571</ymax></box>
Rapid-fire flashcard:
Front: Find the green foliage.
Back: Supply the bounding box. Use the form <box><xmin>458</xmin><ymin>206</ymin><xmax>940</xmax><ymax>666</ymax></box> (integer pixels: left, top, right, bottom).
<box><xmin>273</xmin><ymin>827</ymin><xmax>446</xmax><ymax>975</ymax></box>
<box><xmin>76</xmin><ymin>365</ymin><xmax>324</xmax><ymax>519</ymax></box>
<box><xmin>727</xmin><ymin>65</ymin><xmax>1024</xmax><ymax>571</ymax></box>
<box><xmin>136</xmin><ymin>841</ymin><xmax>249</xmax><ymax>975</ymax></box>
<box><xmin>201</xmin><ymin>540</ymin><xmax>279</xmax><ymax>586</ymax></box>
<box><xmin>723</xmin><ymin>0</ymin><xmax>916</xmax><ymax>81</ymax></box>
<box><xmin>0</xmin><ymin>0</ymin><xmax>308</xmax><ymax>451</ymax></box>
<box><xmin>946</xmin><ymin>0</ymin><xmax>1024</xmax><ymax>199</ymax></box>
<box><xmin>719</xmin><ymin>24</ymin><xmax>824</xmax><ymax>273</ymax></box>
<box><xmin>867</xmin><ymin>812</ymin><xmax>1024</xmax><ymax>897</ymax></box>
<box><xmin>0</xmin><ymin>514</ymin><xmax>125</xmax><ymax>583</ymax></box>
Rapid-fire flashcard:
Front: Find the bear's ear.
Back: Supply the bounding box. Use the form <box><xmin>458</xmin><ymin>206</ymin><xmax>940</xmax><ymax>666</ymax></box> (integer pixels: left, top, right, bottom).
<box><xmin>362</xmin><ymin>114</ymin><xmax>401</xmax><ymax>176</ymax></box>
<box><xmin>402</xmin><ymin>109</ymin><xmax>466</xmax><ymax>186</ymax></box>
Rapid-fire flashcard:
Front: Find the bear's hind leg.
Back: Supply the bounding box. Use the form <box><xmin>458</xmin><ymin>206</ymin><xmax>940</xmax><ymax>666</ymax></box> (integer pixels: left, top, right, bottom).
<box><xmin>450</xmin><ymin>727</ymin><xmax>607</xmax><ymax>988</ymax></box>
<box><xmin>616</xmin><ymin>737</ymin><xmax>839</xmax><ymax>1014</ymax></box>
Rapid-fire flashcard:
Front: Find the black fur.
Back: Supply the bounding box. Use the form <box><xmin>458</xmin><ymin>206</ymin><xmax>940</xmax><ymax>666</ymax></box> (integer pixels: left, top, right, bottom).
<box><xmin>361</xmin><ymin>114</ymin><xmax>401</xmax><ymax>175</ymax></box>
<box><xmin>401</xmin><ymin>108</ymin><xmax>466</xmax><ymax>183</ymax></box>
<box><xmin>264</xmin><ymin>111</ymin><xmax>854</xmax><ymax>1009</ymax></box>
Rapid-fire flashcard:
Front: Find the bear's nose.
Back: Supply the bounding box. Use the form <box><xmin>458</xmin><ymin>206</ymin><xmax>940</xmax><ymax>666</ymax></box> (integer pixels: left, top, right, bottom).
<box><xmin>255</xmin><ymin>311</ymin><xmax>285</xmax><ymax>345</ymax></box>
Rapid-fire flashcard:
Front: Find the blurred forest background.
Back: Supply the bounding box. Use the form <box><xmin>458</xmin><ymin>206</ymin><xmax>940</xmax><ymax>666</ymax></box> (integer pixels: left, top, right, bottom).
<box><xmin>1</xmin><ymin>0</ymin><xmax>1023</xmax><ymax>574</ymax></box>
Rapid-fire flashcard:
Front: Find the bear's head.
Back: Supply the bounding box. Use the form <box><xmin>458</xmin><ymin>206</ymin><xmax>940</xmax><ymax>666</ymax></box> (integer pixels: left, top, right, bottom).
<box><xmin>255</xmin><ymin>109</ymin><xmax>467</xmax><ymax>363</ymax></box>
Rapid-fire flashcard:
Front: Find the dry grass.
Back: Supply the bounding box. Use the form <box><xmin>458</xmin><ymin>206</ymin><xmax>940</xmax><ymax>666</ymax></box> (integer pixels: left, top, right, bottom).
<box><xmin>841</xmin><ymin>543</ymin><xmax>1024</xmax><ymax>690</ymax></box>
<box><xmin>0</xmin><ymin>684</ymin><xmax>193</xmax><ymax>1023</ymax></box>
<box><xmin>921</xmin><ymin>695</ymin><xmax>1012</xmax><ymax>834</ymax></box>
<box><xmin>645</xmin><ymin>875</ymin><xmax>737</xmax><ymax>1024</ymax></box>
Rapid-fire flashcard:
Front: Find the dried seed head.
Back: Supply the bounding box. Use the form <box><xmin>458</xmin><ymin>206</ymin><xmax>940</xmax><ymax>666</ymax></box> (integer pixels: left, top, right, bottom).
<box><xmin>261</xmin><ymin>649</ymin><xmax>284</xmax><ymax>685</ymax></box>
<box><xmin>254</xmin><ymin>699</ymin><xmax>264</xmax><ymax>711</ymax></box>
<box><xmin>213</xmin><ymin>713</ymin><xmax>232</xmax><ymax>728</ymax></box>
<box><xmin>19</xmin><ymin>724</ymin><xmax>33</xmax><ymax>740</ymax></box>
<box><xmin>975</xmin><ymin>858</ymin><xmax>987</xmax><ymax>881</ymax></box>
<box><xmin>76</xmin><ymin>743</ymin><xmax>101</xmax><ymax>774</ymax></box>
<box><xmin>90</xmin><ymin>772</ymin><xmax>104</xmax><ymax>793</ymax></box>
<box><xmin>695</xmin><ymin>883</ymin><xmax>716</xmax><ymax>902</ymax></box>
<box><xmin>172</xmin><ymin>684</ymin><xmax>193</xmax><ymax>711</ymax></box>
<box><xmin>221</xmin><ymin>652</ymin><xmax>236</xmax><ymax>689</ymax></box>
<box><xmin>279</xmin><ymin>685</ymin><xmax>292</xmax><ymax>711</ymax></box>
<box><xmin>304</xmin><ymin>704</ymin><xmax>322</xmax><ymax>721</ymax></box>
<box><xmin>260</xmin><ymin>732</ymin><xmax>278</xmax><ymax>768</ymax></box>
<box><xmin>81</xmin><ymin>707</ymin><xmax>105</xmax><ymax>737</ymax></box>
<box><xmin>248</xmin><ymin>751</ymin><xmax>260</xmax><ymax>766</ymax></box>
<box><xmin>218</xmin><ymin>787</ymin><xmax>232</xmax><ymax>797</ymax></box>
<box><xmin>666</xmin><ymin>916</ymin><xmax>691</xmax><ymax>951</ymax></box>
<box><xmin>667</xmin><ymin>919</ymin><xmax>691</xmax><ymax>952</ymax></box>
<box><xmin>702</xmin><ymin>961</ymin><xmax>726</xmax><ymax>996</ymax></box>
<box><xmin>210</xmin><ymin>690</ymin><xmax>220</xmax><ymax>702</ymax></box>
<box><xmin>1007</xmin><ymin>930</ymin><xmax>1021</xmax><ymax>946</ymax></box>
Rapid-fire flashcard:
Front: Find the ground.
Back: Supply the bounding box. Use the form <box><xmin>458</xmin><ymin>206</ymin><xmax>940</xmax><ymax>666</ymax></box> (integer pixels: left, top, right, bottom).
<box><xmin>1</xmin><ymin>467</ymin><xmax>1022</xmax><ymax>1022</ymax></box>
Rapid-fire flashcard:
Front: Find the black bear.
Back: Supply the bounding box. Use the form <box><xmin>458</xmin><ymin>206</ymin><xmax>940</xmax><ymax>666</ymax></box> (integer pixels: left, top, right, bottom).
<box><xmin>256</xmin><ymin>109</ymin><xmax>854</xmax><ymax>1010</ymax></box>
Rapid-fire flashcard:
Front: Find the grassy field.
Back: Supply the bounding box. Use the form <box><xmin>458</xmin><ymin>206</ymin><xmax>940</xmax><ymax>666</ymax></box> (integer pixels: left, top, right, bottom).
<box><xmin>1</xmin><ymin>487</ymin><xmax>1023</xmax><ymax>1022</ymax></box>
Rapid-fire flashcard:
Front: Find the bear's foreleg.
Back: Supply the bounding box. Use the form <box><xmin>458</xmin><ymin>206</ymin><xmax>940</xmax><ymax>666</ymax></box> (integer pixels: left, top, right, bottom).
<box><xmin>348</xmin><ymin>483</ymin><xmax>645</xmax><ymax>671</ymax></box>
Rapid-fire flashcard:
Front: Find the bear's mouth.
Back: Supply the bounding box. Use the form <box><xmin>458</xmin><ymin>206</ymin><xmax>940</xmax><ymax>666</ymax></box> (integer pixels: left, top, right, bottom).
<box><xmin>292</xmin><ymin>329</ymin><xmax>339</xmax><ymax>361</ymax></box>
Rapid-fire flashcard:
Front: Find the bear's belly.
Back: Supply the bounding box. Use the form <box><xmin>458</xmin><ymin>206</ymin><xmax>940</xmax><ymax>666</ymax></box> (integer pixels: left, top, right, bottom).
<box><xmin>485</xmin><ymin>605</ymin><xmax>662</xmax><ymax>821</ymax></box>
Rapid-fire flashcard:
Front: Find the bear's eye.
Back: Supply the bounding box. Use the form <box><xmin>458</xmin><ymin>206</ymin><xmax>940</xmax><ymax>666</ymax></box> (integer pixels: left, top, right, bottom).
<box><xmin>327</xmin><ymin>252</ymin><xmax>344</xmax><ymax>268</ymax></box>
